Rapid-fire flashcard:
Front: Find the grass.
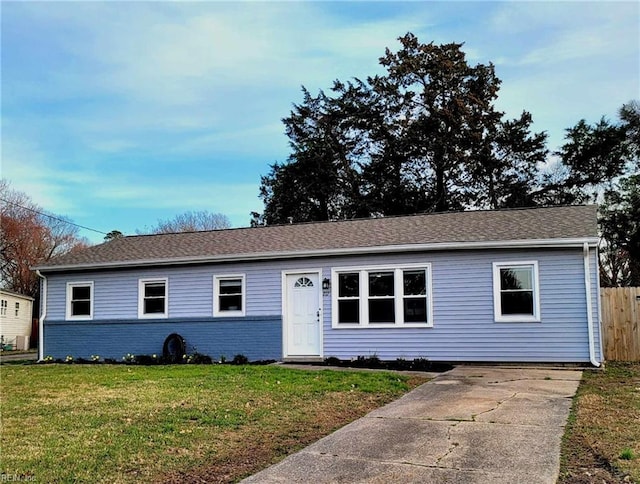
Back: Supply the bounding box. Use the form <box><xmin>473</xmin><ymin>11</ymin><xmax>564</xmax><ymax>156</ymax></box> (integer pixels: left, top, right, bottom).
<box><xmin>0</xmin><ymin>363</ymin><xmax>426</xmax><ymax>483</ymax></box>
<box><xmin>560</xmin><ymin>362</ymin><xmax>640</xmax><ymax>483</ymax></box>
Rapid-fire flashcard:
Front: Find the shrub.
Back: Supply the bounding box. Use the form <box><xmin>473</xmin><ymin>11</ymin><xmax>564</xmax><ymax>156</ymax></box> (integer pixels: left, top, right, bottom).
<box><xmin>410</xmin><ymin>358</ymin><xmax>432</xmax><ymax>371</ymax></box>
<box><xmin>134</xmin><ymin>354</ymin><xmax>160</xmax><ymax>365</ymax></box>
<box><xmin>122</xmin><ymin>353</ymin><xmax>136</xmax><ymax>364</ymax></box>
<box><xmin>187</xmin><ymin>352</ymin><xmax>213</xmax><ymax>364</ymax></box>
<box><xmin>351</xmin><ymin>355</ymin><xmax>383</xmax><ymax>369</ymax></box>
<box><xmin>324</xmin><ymin>356</ymin><xmax>341</xmax><ymax>366</ymax></box>
<box><xmin>391</xmin><ymin>358</ymin><xmax>412</xmax><ymax>370</ymax></box>
<box><xmin>231</xmin><ymin>354</ymin><xmax>249</xmax><ymax>365</ymax></box>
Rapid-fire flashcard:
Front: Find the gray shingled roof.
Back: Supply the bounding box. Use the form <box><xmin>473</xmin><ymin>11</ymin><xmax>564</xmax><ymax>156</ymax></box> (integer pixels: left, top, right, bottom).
<box><xmin>35</xmin><ymin>205</ymin><xmax>598</xmax><ymax>271</ymax></box>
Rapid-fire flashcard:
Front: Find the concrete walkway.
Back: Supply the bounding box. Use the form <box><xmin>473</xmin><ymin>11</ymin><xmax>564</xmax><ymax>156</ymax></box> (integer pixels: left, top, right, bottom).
<box><xmin>243</xmin><ymin>366</ymin><xmax>582</xmax><ymax>484</ymax></box>
<box><xmin>0</xmin><ymin>350</ymin><xmax>37</xmax><ymax>363</ymax></box>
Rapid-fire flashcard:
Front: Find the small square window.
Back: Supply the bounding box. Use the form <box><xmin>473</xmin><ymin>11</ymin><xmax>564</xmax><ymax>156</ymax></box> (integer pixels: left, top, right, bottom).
<box><xmin>214</xmin><ymin>275</ymin><xmax>245</xmax><ymax>317</ymax></box>
<box><xmin>138</xmin><ymin>279</ymin><xmax>167</xmax><ymax>318</ymax></box>
<box><xmin>493</xmin><ymin>262</ymin><xmax>540</xmax><ymax>322</ymax></box>
<box><xmin>66</xmin><ymin>282</ymin><xmax>94</xmax><ymax>320</ymax></box>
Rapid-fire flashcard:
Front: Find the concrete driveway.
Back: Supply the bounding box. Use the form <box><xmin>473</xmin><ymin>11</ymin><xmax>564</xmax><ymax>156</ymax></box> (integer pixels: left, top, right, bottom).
<box><xmin>243</xmin><ymin>366</ymin><xmax>582</xmax><ymax>484</ymax></box>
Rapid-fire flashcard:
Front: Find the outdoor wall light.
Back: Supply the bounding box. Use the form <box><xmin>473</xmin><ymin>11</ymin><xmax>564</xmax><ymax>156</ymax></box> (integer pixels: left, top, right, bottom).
<box><xmin>322</xmin><ymin>278</ymin><xmax>331</xmax><ymax>290</ymax></box>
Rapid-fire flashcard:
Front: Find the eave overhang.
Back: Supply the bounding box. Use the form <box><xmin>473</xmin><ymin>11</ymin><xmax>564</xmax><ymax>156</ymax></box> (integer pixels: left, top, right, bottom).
<box><xmin>33</xmin><ymin>237</ymin><xmax>600</xmax><ymax>273</ymax></box>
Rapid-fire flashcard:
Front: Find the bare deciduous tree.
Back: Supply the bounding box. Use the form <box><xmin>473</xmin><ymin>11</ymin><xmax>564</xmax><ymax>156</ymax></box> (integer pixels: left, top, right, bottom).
<box><xmin>138</xmin><ymin>210</ymin><xmax>231</xmax><ymax>234</ymax></box>
<box><xmin>0</xmin><ymin>179</ymin><xmax>89</xmax><ymax>300</ymax></box>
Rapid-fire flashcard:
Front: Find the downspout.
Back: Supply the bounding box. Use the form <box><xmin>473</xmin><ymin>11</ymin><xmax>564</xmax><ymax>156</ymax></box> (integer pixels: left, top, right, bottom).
<box><xmin>583</xmin><ymin>243</ymin><xmax>600</xmax><ymax>367</ymax></box>
<box><xmin>595</xmin><ymin>245</ymin><xmax>605</xmax><ymax>362</ymax></box>
<box><xmin>36</xmin><ymin>270</ymin><xmax>47</xmax><ymax>362</ymax></box>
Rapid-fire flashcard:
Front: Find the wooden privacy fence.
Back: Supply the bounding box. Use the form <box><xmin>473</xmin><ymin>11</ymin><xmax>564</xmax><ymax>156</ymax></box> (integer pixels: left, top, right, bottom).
<box><xmin>601</xmin><ymin>287</ymin><xmax>640</xmax><ymax>362</ymax></box>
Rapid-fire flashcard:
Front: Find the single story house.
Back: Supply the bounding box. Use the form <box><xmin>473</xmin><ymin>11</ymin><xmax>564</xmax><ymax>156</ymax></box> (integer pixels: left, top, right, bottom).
<box><xmin>34</xmin><ymin>205</ymin><xmax>603</xmax><ymax>366</ymax></box>
<box><xmin>0</xmin><ymin>289</ymin><xmax>34</xmax><ymax>350</ymax></box>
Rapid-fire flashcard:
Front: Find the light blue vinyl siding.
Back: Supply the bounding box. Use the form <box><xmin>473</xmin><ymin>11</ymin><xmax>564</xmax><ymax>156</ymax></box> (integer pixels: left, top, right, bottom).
<box><xmin>43</xmin><ymin>247</ymin><xmax>601</xmax><ymax>363</ymax></box>
<box><xmin>321</xmin><ymin>249</ymin><xmax>599</xmax><ymax>362</ymax></box>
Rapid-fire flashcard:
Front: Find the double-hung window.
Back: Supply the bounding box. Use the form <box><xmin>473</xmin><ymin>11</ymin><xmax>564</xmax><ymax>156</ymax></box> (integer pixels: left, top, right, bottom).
<box><xmin>214</xmin><ymin>274</ymin><xmax>245</xmax><ymax>317</ymax></box>
<box><xmin>337</xmin><ymin>273</ymin><xmax>360</xmax><ymax>324</ymax></box>
<box><xmin>492</xmin><ymin>261</ymin><xmax>540</xmax><ymax>322</ymax></box>
<box><xmin>368</xmin><ymin>271</ymin><xmax>395</xmax><ymax>323</ymax></box>
<box><xmin>332</xmin><ymin>264</ymin><xmax>432</xmax><ymax>328</ymax></box>
<box><xmin>66</xmin><ymin>282</ymin><xmax>94</xmax><ymax>320</ymax></box>
<box><xmin>1</xmin><ymin>300</ymin><xmax>7</xmax><ymax>316</ymax></box>
<box><xmin>402</xmin><ymin>270</ymin><xmax>428</xmax><ymax>323</ymax></box>
<box><xmin>138</xmin><ymin>278</ymin><xmax>168</xmax><ymax>318</ymax></box>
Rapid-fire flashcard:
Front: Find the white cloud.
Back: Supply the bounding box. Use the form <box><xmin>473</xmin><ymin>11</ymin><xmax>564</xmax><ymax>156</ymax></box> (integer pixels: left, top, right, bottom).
<box><xmin>2</xmin><ymin>134</ymin><xmax>261</xmax><ymax>235</ymax></box>
<box><xmin>490</xmin><ymin>2</ymin><xmax>636</xmax><ymax>36</ymax></box>
<box><xmin>173</xmin><ymin>121</ymin><xmax>288</xmax><ymax>158</ymax></box>
<box><xmin>4</xmin><ymin>1</ymin><xmax>429</xmax><ymax>163</ymax></box>
<box><xmin>488</xmin><ymin>2</ymin><xmax>639</xmax><ymax>66</ymax></box>
<box><xmin>1</xmin><ymin>138</ymin><xmax>90</xmax><ymax>215</ymax></box>
<box><xmin>86</xmin><ymin>176</ymin><xmax>262</xmax><ymax>235</ymax></box>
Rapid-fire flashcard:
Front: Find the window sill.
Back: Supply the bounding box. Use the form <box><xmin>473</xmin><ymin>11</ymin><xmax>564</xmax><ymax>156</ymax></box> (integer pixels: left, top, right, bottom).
<box><xmin>213</xmin><ymin>311</ymin><xmax>245</xmax><ymax>318</ymax></box>
<box><xmin>494</xmin><ymin>317</ymin><xmax>541</xmax><ymax>323</ymax></box>
<box><xmin>332</xmin><ymin>323</ymin><xmax>433</xmax><ymax>329</ymax></box>
<box><xmin>138</xmin><ymin>314</ymin><xmax>168</xmax><ymax>319</ymax></box>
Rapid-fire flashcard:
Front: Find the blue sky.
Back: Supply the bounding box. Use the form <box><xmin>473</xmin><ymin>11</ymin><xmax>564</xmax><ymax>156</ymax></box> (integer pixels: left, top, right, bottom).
<box><xmin>2</xmin><ymin>1</ymin><xmax>638</xmax><ymax>244</ymax></box>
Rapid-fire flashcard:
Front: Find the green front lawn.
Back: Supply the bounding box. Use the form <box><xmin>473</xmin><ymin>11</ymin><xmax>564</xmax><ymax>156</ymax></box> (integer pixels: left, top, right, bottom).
<box><xmin>0</xmin><ymin>364</ymin><xmax>425</xmax><ymax>483</ymax></box>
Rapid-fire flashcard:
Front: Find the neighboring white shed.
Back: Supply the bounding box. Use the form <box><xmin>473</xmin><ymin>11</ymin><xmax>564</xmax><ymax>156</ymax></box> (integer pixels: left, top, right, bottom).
<box><xmin>0</xmin><ymin>289</ymin><xmax>34</xmax><ymax>350</ymax></box>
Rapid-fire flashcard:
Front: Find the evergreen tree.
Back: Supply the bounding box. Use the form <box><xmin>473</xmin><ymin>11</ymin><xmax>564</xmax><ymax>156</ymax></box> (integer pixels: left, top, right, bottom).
<box><xmin>258</xmin><ymin>33</ymin><xmax>547</xmax><ymax>224</ymax></box>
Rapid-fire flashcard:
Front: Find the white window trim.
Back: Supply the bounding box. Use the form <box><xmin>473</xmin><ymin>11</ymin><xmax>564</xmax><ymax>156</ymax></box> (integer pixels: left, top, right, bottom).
<box><xmin>492</xmin><ymin>261</ymin><xmax>541</xmax><ymax>323</ymax></box>
<box><xmin>66</xmin><ymin>281</ymin><xmax>94</xmax><ymax>321</ymax></box>
<box><xmin>138</xmin><ymin>277</ymin><xmax>168</xmax><ymax>319</ymax></box>
<box><xmin>213</xmin><ymin>274</ymin><xmax>246</xmax><ymax>317</ymax></box>
<box><xmin>331</xmin><ymin>263</ymin><xmax>433</xmax><ymax>329</ymax></box>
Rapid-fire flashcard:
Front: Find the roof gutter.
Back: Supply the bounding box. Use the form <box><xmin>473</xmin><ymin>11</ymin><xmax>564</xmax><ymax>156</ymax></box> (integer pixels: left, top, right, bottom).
<box><xmin>583</xmin><ymin>242</ymin><xmax>600</xmax><ymax>367</ymax></box>
<box><xmin>35</xmin><ymin>270</ymin><xmax>47</xmax><ymax>362</ymax></box>
<box><xmin>34</xmin><ymin>237</ymin><xmax>600</xmax><ymax>273</ymax></box>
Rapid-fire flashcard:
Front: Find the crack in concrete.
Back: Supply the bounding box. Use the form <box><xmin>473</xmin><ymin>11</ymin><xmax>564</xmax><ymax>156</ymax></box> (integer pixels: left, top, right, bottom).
<box><xmin>470</xmin><ymin>391</ymin><xmax>518</xmax><ymax>421</ymax></box>
<box><xmin>297</xmin><ymin>451</ymin><xmax>511</xmax><ymax>478</ymax></box>
<box><xmin>366</xmin><ymin>415</ymin><xmax>471</xmax><ymax>422</ymax></box>
<box><xmin>483</xmin><ymin>377</ymin><xmax>581</xmax><ymax>384</ymax></box>
<box><xmin>434</xmin><ymin>421</ymin><xmax>461</xmax><ymax>466</ymax></box>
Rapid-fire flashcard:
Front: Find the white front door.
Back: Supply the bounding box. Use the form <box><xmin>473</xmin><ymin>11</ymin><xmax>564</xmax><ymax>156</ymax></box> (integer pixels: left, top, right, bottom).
<box><xmin>284</xmin><ymin>272</ymin><xmax>322</xmax><ymax>357</ymax></box>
